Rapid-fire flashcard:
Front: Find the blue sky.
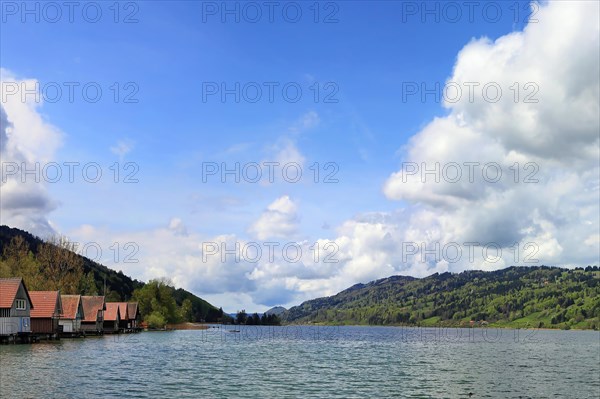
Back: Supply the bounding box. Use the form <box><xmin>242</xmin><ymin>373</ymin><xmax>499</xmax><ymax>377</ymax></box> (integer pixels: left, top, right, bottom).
<box><xmin>2</xmin><ymin>1</ymin><xmax>529</xmax><ymax>230</ymax></box>
<box><xmin>1</xmin><ymin>1</ymin><xmax>598</xmax><ymax>312</ymax></box>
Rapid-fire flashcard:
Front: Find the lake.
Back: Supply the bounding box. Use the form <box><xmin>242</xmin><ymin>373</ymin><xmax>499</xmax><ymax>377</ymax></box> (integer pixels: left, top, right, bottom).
<box><xmin>1</xmin><ymin>326</ymin><xmax>598</xmax><ymax>398</ymax></box>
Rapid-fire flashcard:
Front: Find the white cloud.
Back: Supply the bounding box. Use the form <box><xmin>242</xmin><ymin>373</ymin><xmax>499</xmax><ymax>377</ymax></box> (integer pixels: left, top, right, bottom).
<box><xmin>110</xmin><ymin>139</ymin><xmax>134</xmax><ymax>160</ymax></box>
<box><xmin>288</xmin><ymin>110</ymin><xmax>320</xmax><ymax>134</ymax></box>
<box><xmin>272</xmin><ymin>139</ymin><xmax>306</xmax><ymax>167</ymax></box>
<box><xmin>584</xmin><ymin>234</ymin><xmax>600</xmax><ymax>247</ymax></box>
<box><xmin>248</xmin><ymin>195</ymin><xmax>299</xmax><ymax>240</ymax></box>
<box><xmin>0</xmin><ymin>69</ymin><xmax>63</xmax><ymax>162</ymax></box>
<box><xmin>0</xmin><ymin>69</ymin><xmax>63</xmax><ymax>236</ymax></box>
<box><xmin>381</xmin><ymin>0</ymin><xmax>599</xmax><ymax>272</ymax></box>
<box><xmin>262</xmin><ymin>111</ymin><xmax>320</xmax><ymax>172</ymax></box>
<box><xmin>299</xmin><ymin>110</ymin><xmax>320</xmax><ymax>130</ymax></box>
<box><xmin>261</xmin><ymin>111</ymin><xmax>319</xmax><ymax>178</ymax></box>
<box><xmin>168</xmin><ymin>217</ymin><xmax>189</xmax><ymax>237</ymax></box>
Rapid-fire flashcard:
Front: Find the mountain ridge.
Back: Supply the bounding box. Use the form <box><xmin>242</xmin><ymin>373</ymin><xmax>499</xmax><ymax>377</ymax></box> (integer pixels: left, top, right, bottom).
<box><xmin>282</xmin><ymin>266</ymin><xmax>600</xmax><ymax>330</ymax></box>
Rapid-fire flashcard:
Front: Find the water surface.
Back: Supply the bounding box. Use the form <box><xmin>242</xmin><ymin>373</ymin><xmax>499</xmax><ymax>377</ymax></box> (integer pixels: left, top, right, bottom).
<box><xmin>1</xmin><ymin>326</ymin><xmax>598</xmax><ymax>398</ymax></box>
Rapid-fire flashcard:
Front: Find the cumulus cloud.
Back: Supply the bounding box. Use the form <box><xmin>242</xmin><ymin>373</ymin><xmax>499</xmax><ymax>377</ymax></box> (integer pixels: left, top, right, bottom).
<box><xmin>380</xmin><ymin>0</ymin><xmax>599</xmax><ymax>272</ymax></box>
<box><xmin>248</xmin><ymin>195</ymin><xmax>299</xmax><ymax>240</ymax></box>
<box><xmin>66</xmin><ymin>223</ymin><xmax>293</xmax><ymax>309</ymax></box>
<box><xmin>168</xmin><ymin>217</ymin><xmax>189</xmax><ymax>237</ymax></box>
<box><xmin>0</xmin><ymin>105</ymin><xmax>8</xmax><ymax>152</ymax></box>
<box><xmin>0</xmin><ymin>69</ymin><xmax>62</xmax><ymax>161</ymax></box>
<box><xmin>66</xmin><ymin>198</ymin><xmax>348</xmax><ymax>310</ymax></box>
<box><xmin>0</xmin><ymin>69</ymin><xmax>63</xmax><ymax>236</ymax></box>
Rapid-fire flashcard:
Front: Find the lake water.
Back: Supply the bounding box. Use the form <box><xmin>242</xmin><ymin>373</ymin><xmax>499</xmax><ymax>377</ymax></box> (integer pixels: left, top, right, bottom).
<box><xmin>1</xmin><ymin>326</ymin><xmax>598</xmax><ymax>398</ymax></box>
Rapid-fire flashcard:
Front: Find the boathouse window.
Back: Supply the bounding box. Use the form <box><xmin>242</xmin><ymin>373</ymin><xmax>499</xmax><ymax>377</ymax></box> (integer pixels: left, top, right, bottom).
<box><xmin>0</xmin><ymin>309</ymin><xmax>9</xmax><ymax>317</ymax></box>
<box><xmin>15</xmin><ymin>299</ymin><xmax>26</xmax><ymax>310</ymax></box>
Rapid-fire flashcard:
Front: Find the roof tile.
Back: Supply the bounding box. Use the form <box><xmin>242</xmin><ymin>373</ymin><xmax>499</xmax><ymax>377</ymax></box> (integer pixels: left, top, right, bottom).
<box><xmin>60</xmin><ymin>295</ymin><xmax>81</xmax><ymax>320</ymax></box>
<box><xmin>0</xmin><ymin>278</ymin><xmax>32</xmax><ymax>309</ymax></box>
<box><xmin>116</xmin><ymin>302</ymin><xmax>128</xmax><ymax>320</ymax></box>
<box><xmin>81</xmin><ymin>296</ymin><xmax>105</xmax><ymax>322</ymax></box>
<box><xmin>104</xmin><ymin>303</ymin><xmax>120</xmax><ymax>321</ymax></box>
<box><xmin>29</xmin><ymin>291</ymin><xmax>61</xmax><ymax>318</ymax></box>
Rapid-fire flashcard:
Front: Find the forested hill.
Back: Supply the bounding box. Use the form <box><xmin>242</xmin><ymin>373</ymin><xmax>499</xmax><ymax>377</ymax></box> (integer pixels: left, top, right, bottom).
<box><xmin>282</xmin><ymin>266</ymin><xmax>600</xmax><ymax>330</ymax></box>
<box><xmin>0</xmin><ymin>225</ymin><xmax>143</xmax><ymax>299</ymax></box>
<box><xmin>0</xmin><ymin>225</ymin><xmax>221</xmax><ymax>322</ymax></box>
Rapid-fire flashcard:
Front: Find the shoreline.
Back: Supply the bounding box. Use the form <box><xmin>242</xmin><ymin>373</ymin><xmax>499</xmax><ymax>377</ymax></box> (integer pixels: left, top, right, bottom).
<box><xmin>277</xmin><ymin>323</ymin><xmax>599</xmax><ymax>332</ymax></box>
<box><xmin>162</xmin><ymin>322</ymin><xmax>599</xmax><ymax>332</ymax></box>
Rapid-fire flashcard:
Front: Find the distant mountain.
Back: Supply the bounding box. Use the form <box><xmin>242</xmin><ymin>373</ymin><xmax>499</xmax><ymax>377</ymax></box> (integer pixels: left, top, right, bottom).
<box><xmin>0</xmin><ymin>225</ymin><xmax>220</xmax><ymax>322</ymax></box>
<box><xmin>282</xmin><ymin>266</ymin><xmax>600</xmax><ymax>330</ymax></box>
<box><xmin>265</xmin><ymin>306</ymin><xmax>287</xmax><ymax>316</ymax></box>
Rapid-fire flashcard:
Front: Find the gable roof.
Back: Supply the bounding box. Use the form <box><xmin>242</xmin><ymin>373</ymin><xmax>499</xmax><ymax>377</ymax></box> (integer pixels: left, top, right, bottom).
<box><xmin>60</xmin><ymin>295</ymin><xmax>82</xmax><ymax>320</ymax></box>
<box><xmin>29</xmin><ymin>291</ymin><xmax>62</xmax><ymax>318</ymax></box>
<box><xmin>104</xmin><ymin>303</ymin><xmax>120</xmax><ymax>322</ymax></box>
<box><xmin>81</xmin><ymin>296</ymin><xmax>105</xmax><ymax>322</ymax></box>
<box><xmin>115</xmin><ymin>302</ymin><xmax>129</xmax><ymax>320</ymax></box>
<box><xmin>127</xmin><ymin>302</ymin><xmax>139</xmax><ymax>320</ymax></box>
<box><xmin>0</xmin><ymin>277</ymin><xmax>33</xmax><ymax>309</ymax></box>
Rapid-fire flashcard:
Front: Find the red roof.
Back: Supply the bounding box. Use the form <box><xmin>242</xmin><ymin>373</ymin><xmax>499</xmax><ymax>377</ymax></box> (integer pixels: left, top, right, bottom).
<box><xmin>60</xmin><ymin>295</ymin><xmax>81</xmax><ymax>320</ymax></box>
<box><xmin>115</xmin><ymin>302</ymin><xmax>129</xmax><ymax>320</ymax></box>
<box><xmin>81</xmin><ymin>296</ymin><xmax>105</xmax><ymax>322</ymax></box>
<box><xmin>0</xmin><ymin>278</ymin><xmax>33</xmax><ymax>309</ymax></box>
<box><xmin>127</xmin><ymin>302</ymin><xmax>139</xmax><ymax>320</ymax></box>
<box><xmin>29</xmin><ymin>291</ymin><xmax>61</xmax><ymax>318</ymax></box>
<box><xmin>104</xmin><ymin>303</ymin><xmax>120</xmax><ymax>322</ymax></box>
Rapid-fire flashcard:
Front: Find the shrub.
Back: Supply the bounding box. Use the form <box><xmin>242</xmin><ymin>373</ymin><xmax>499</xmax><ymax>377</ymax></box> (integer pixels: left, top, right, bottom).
<box><xmin>146</xmin><ymin>311</ymin><xmax>167</xmax><ymax>329</ymax></box>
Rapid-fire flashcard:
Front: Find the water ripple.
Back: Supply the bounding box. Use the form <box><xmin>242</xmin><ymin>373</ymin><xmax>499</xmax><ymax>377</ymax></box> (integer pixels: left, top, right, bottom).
<box><xmin>0</xmin><ymin>327</ymin><xmax>598</xmax><ymax>398</ymax></box>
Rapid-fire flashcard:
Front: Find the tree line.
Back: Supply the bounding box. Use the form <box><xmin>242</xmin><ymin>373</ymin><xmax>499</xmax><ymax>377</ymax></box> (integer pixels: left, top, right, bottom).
<box><xmin>132</xmin><ymin>278</ymin><xmax>231</xmax><ymax>328</ymax></box>
<box><xmin>234</xmin><ymin>310</ymin><xmax>281</xmax><ymax>325</ymax></box>
<box><xmin>0</xmin><ymin>235</ymin><xmax>100</xmax><ymax>296</ymax></box>
<box><xmin>283</xmin><ymin>266</ymin><xmax>600</xmax><ymax>330</ymax></box>
<box><xmin>0</xmin><ymin>233</ymin><xmax>225</xmax><ymax>325</ymax></box>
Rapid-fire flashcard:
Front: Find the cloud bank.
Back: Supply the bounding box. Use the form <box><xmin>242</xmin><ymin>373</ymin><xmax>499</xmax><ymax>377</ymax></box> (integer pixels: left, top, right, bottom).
<box><xmin>1</xmin><ymin>69</ymin><xmax>63</xmax><ymax>236</ymax></box>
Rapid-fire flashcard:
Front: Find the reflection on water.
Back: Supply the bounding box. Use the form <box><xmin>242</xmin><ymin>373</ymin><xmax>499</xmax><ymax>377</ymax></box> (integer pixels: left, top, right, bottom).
<box><xmin>1</xmin><ymin>326</ymin><xmax>598</xmax><ymax>398</ymax></box>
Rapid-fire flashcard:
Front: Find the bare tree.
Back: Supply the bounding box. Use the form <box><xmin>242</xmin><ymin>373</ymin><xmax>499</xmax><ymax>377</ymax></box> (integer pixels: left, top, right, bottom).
<box><xmin>0</xmin><ymin>236</ymin><xmax>44</xmax><ymax>289</ymax></box>
<box><xmin>37</xmin><ymin>235</ymin><xmax>84</xmax><ymax>294</ymax></box>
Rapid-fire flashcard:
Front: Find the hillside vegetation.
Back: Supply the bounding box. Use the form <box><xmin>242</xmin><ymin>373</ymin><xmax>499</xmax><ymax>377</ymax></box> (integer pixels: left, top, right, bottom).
<box><xmin>282</xmin><ymin>266</ymin><xmax>600</xmax><ymax>330</ymax></box>
<box><xmin>0</xmin><ymin>225</ymin><xmax>223</xmax><ymax>323</ymax></box>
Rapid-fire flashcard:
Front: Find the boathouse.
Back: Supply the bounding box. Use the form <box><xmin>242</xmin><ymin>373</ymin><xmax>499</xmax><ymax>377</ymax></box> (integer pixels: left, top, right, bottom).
<box><xmin>127</xmin><ymin>302</ymin><xmax>140</xmax><ymax>329</ymax></box>
<box><xmin>81</xmin><ymin>296</ymin><xmax>105</xmax><ymax>334</ymax></box>
<box><xmin>116</xmin><ymin>302</ymin><xmax>129</xmax><ymax>331</ymax></box>
<box><xmin>60</xmin><ymin>295</ymin><xmax>84</xmax><ymax>335</ymax></box>
<box><xmin>0</xmin><ymin>278</ymin><xmax>33</xmax><ymax>339</ymax></box>
<box><xmin>29</xmin><ymin>291</ymin><xmax>62</xmax><ymax>337</ymax></box>
<box><xmin>103</xmin><ymin>302</ymin><xmax>120</xmax><ymax>333</ymax></box>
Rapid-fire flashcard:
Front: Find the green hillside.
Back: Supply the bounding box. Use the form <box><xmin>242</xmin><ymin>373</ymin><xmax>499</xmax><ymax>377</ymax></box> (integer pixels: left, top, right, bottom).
<box><xmin>0</xmin><ymin>225</ymin><xmax>221</xmax><ymax>322</ymax></box>
<box><xmin>282</xmin><ymin>266</ymin><xmax>600</xmax><ymax>330</ymax></box>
